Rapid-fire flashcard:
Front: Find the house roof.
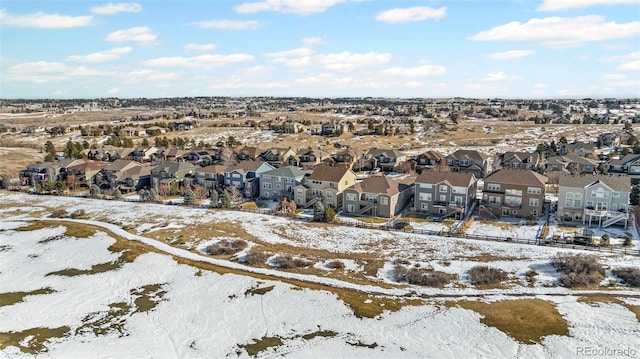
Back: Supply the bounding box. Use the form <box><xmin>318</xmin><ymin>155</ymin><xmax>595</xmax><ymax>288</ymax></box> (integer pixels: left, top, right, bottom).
<box><xmin>484</xmin><ymin>169</ymin><xmax>548</xmax><ymax>186</ymax></box>
<box><xmin>263</xmin><ymin>166</ymin><xmax>309</xmax><ymax>178</ymax></box>
<box><xmin>448</xmin><ymin>149</ymin><xmax>488</xmax><ymax>161</ymax></box>
<box><xmin>151</xmin><ymin>161</ymin><xmax>195</xmax><ymax>175</ymax></box>
<box><xmin>415</xmin><ymin>171</ymin><xmax>476</xmax><ymax>187</ymax></box>
<box><xmin>366</xmin><ymin>148</ymin><xmax>404</xmax><ymax>159</ymax></box>
<box><xmin>562</xmin><ymin>154</ymin><xmax>598</xmax><ymax>165</ymax></box>
<box><xmin>308</xmin><ymin>165</ymin><xmax>354</xmax><ymax>183</ymax></box>
<box><xmin>558</xmin><ymin>174</ymin><xmax>630</xmax><ymax>191</ymax></box>
<box><xmin>416</xmin><ymin>150</ymin><xmax>445</xmax><ymax>160</ymax></box>
<box><xmin>67</xmin><ymin>161</ymin><xmax>109</xmax><ymax>172</ymax></box>
<box><xmin>226</xmin><ymin>160</ymin><xmax>271</xmax><ymax>173</ymax></box>
<box><xmin>235</xmin><ymin>145</ymin><xmax>263</xmax><ymax>157</ymax></box>
<box><xmin>197</xmin><ymin>165</ymin><xmax>227</xmax><ymax>174</ymax></box>
<box><xmin>609</xmin><ymin>154</ymin><xmax>640</xmax><ymax>166</ymax></box>
<box><xmin>105</xmin><ymin>159</ymin><xmax>141</xmax><ymax>172</ymax></box>
<box><xmin>349</xmin><ymin>175</ymin><xmax>409</xmax><ymax>196</ymax></box>
<box><xmin>502</xmin><ymin>151</ymin><xmax>539</xmax><ymax>163</ymax></box>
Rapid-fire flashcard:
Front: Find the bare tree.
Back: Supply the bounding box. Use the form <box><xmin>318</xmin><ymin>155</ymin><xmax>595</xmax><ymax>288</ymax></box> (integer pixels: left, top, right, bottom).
<box><xmin>221</xmin><ymin>147</ymin><xmax>237</xmax><ymax>166</ymax></box>
<box><xmin>227</xmin><ymin>185</ymin><xmax>244</xmax><ymax>208</ymax></box>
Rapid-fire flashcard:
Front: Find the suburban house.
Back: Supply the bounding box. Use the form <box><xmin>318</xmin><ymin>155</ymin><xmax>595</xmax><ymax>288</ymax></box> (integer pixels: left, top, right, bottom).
<box><xmin>296</xmin><ymin>148</ymin><xmax>332</xmax><ymax>169</ymax></box>
<box><xmin>556</xmin><ymin>174</ymin><xmax>630</xmax><ymax>228</ymax></box>
<box><xmin>412</xmin><ymin>150</ymin><xmax>446</xmax><ymax>173</ymax></box>
<box><xmin>496</xmin><ymin>151</ymin><xmax>541</xmax><ymax>171</ymax></box>
<box><xmin>19</xmin><ymin>162</ymin><xmax>58</xmax><ymax>186</ymax></box>
<box><xmin>558</xmin><ymin>141</ymin><xmax>596</xmax><ymax>157</ymax></box>
<box><xmin>260</xmin><ymin>148</ymin><xmax>297</xmax><ymax>167</ymax></box>
<box><xmin>150</xmin><ymin>162</ymin><xmax>196</xmax><ymax>193</ymax></box>
<box><xmin>333</xmin><ymin>148</ymin><xmax>364</xmax><ymax>169</ymax></box>
<box><xmin>94</xmin><ymin>159</ymin><xmax>150</xmax><ymax>193</ymax></box>
<box><xmin>224</xmin><ymin>160</ymin><xmax>275</xmax><ymax>198</ymax></box>
<box><xmin>445</xmin><ymin>150</ymin><xmax>489</xmax><ymax>178</ymax></box>
<box><xmin>194</xmin><ymin>165</ymin><xmax>226</xmax><ymax>193</ymax></box>
<box><xmin>235</xmin><ymin>145</ymin><xmax>263</xmax><ymax>161</ymax></box>
<box><xmin>320</xmin><ymin>120</ymin><xmax>343</xmax><ymax>136</ymax></box>
<box><xmin>480</xmin><ymin>169</ymin><xmax>548</xmax><ymax>219</ymax></box>
<box><xmin>414</xmin><ymin>171</ymin><xmax>477</xmax><ymax>219</ymax></box>
<box><xmin>64</xmin><ymin>161</ymin><xmax>109</xmax><ymax>189</ymax></box>
<box><xmin>342</xmin><ymin>175</ymin><xmax>413</xmax><ymax>218</ymax></box>
<box><xmin>259</xmin><ymin>166</ymin><xmax>309</xmax><ymax>200</ymax></box>
<box><xmin>365</xmin><ymin>148</ymin><xmax>404</xmax><ymax>172</ymax></box>
<box><xmin>119</xmin><ymin>126</ymin><xmax>147</xmax><ymax>137</ymax></box>
<box><xmin>608</xmin><ymin>154</ymin><xmax>640</xmax><ymax>184</ymax></box>
<box><xmin>294</xmin><ymin>165</ymin><xmax>357</xmax><ymax>209</ymax></box>
<box><xmin>130</xmin><ymin>146</ymin><xmax>159</xmax><ymax>163</ymax></box>
<box><xmin>283</xmin><ymin>120</ymin><xmax>305</xmax><ymax>134</ymax></box>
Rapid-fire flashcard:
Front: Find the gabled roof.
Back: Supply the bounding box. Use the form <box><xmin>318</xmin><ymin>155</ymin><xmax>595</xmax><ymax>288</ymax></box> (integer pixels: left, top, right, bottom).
<box><xmin>151</xmin><ymin>161</ymin><xmax>195</xmax><ymax>175</ymax></box>
<box><xmin>122</xmin><ymin>165</ymin><xmax>151</xmax><ymax>180</ymax></box>
<box><xmin>366</xmin><ymin>148</ymin><xmax>404</xmax><ymax>159</ymax></box>
<box><xmin>415</xmin><ymin>150</ymin><xmax>445</xmax><ymax>160</ymax></box>
<box><xmin>226</xmin><ymin>160</ymin><xmax>273</xmax><ymax>174</ymax></box>
<box><xmin>235</xmin><ymin>145</ymin><xmax>263</xmax><ymax>157</ymax></box>
<box><xmin>105</xmin><ymin>159</ymin><xmax>141</xmax><ymax>172</ymax></box>
<box><xmin>448</xmin><ymin>149</ymin><xmax>488</xmax><ymax>161</ymax></box>
<box><xmin>609</xmin><ymin>154</ymin><xmax>640</xmax><ymax>166</ymax></box>
<box><xmin>262</xmin><ymin>166</ymin><xmax>309</xmax><ymax>178</ymax></box>
<box><xmin>484</xmin><ymin>169</ymin><xmax>547</xmax><ymax>186</ymax></box>
<box><xmin>197</xmin><ymin>165</ymin><xmax>227</xmax><ymax>174</ymax></box>
<box><xmin>349</xmin><ymin>175</ymin><xmax>409</xmax><ymax>196</ymax></box>
<box><xmin>562</xmin><ymin>154</ymin><xmax>598</xmax><ymax>165</ymax></box>
<box><xmin>67</xmin><ymin>161</ymin><xmax>109</xmax><ymax>172</ymax></box>
<box><xmin>558</xmin><ymin>174</ymin><xmax>630</xmax><ymax>191</ymax></box>
<box><xmin>502</xmin><ymin>151</ymin><xmax>539</xmax><ymax>163</ymax></box>
<box><xmin>308</xmin><ymin>165</ymin><xmax>354</xmax><ymax>183</ymax></box>
<box><xmin>415</xmin><ymin>171</ymin><xmax>476</xmax><ymax>187</ymax></box>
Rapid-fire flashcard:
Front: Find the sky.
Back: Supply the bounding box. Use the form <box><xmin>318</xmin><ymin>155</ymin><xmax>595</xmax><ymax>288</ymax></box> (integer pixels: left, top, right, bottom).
<box><xmin>1</xmin><ymin>0</ymin><xmax>639</xmax><ymax>99</ymax></box>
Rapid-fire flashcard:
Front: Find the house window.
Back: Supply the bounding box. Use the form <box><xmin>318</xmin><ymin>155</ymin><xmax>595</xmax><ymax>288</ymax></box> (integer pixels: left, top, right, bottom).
<box><xmin>419</xmin><ymin>183</ymin><xmax>432</xmax><ymax>189</ymax></box>
<box><xmin>325</xmin><ymin>192</ymin><xmax>333</xmax><ymax>198</ymax></box>
<box><xmin>487</xmin><ymin>183</ymin><xmax>500</xmax><ymax>191</ymax></box>
<box><xmin>347</xmin><ymin>204</ymin><xmax>355</xmax><ymax>213</ymax></box>
<box><xmin>586</xmin><ymin>201</ymin><xmax>594</xmax><ymax>209</ymax></box>
<box><xmin>263</xmin><ymin>183</ymin><xmax>272</xmax><ymax>189</ymax></box>
<box><xmin>527</xmin><ymin>187</ymin><xmax>541</xmax><ymax>195</ymax></box>
<box><xmin>346</xmin><ymin>193</ymin><xmax>356</xmax><ymax>201</ymax></box>
<box><xmin>454</xmin><ymin>196</ymin><xmax>464</xmax><ymax>206</ymax></box>
<box><xmin>275</xmin><ymin>184</ymin><xmax>281</xmax><ymax>190</ymax></box>
<box><xmin>439</xmin><ymin>194</ymin><xmax>446</xmax><ymax>202</ymax></box>
<box><xmin>529</xmin><ymin>198</ymin><xmax>539</xmax><ymax>207</ymax></box>
<box><xmin>421</xmin><ymin>203</ymin><xmax>429</xmax><ymax>210</ymax></box>
<box><xmin>451</xmin><ymin>186</ymin><xmax>465</xmax><ymax>194</ymax></box>
<box><xmin>344</xmin><ymin>180</ymin><xmax>349</xmax><ymax>185</ymax></box>
<box><xmin>488</xmin><ymin>196</ymin><xmax>500</xmax><ymax>205</ymax></box>
<box><xmin>439</xmin><ymin>185</ymin><xmax>448</xmax><ymax>192</ymax></box>
<box><xmin>380</xmin><ymin>197</ymin><xmax>388</xmax><ymax>205</ymax></box>
<box><xmin>591</xmin><ymin>188</ymin><xmax>607</xmax><ymax>198</ymax></box>
<box><xmin>565</xmin><ymin>198</ymin><xmax>574</xmax><ymax>207</ymax></box>
<box><xmin>613</xmin><ymin>191</ymin><xmax>620</xmax><ymax>198</ymax></box>
<box><xmin>419</xmin><ymin>193</ymin><xmax>432</xmax><ymax>201</ymax></box>
<box><xmin>505</xmin><ymin>189</ymin><xmax>522</xmax><ymax>196</ymax></box>
<box><xmin>232</xmin><ymin>173</ymin><xmax>241</xmax><ymax>178</ymax></box>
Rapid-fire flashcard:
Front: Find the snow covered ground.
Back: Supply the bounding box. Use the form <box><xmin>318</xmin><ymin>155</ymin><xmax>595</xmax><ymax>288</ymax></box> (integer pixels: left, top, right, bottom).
<box><xmin>1</xmin><ymin>192</ymin><xmax>640</xmax><ymax>357</ymax></box>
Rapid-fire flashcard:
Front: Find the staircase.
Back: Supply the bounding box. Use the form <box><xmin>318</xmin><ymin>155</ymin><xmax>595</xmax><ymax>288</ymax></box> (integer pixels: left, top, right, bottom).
<box><xmin>358</xmin><ymin>202</ymin><xmax>375</xmax><ymax>215</ymax></box>
<box><xmin>478</xmin><ymin>204</ymin><xmax>499</xmax><ymax>220</ymax></box>
<box><xmin>602</xmin><ymin>212</ymin><xmax>627</xmax><ymax>228</ymax></box>
<box><xmin>303</xmin><ymin>197</ymin><xmax>319</xmax><ymax>209</ymax></box>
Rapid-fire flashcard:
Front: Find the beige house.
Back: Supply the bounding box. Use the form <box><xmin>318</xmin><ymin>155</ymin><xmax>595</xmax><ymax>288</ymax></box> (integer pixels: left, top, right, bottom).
<box><xmin>294</xmin><ymin>165</ymin><xmax>357</xmax><ymax>208</ymax></box>
<box><xmin>342</xmin><ymin>175</ymin><xmax>413</xmax><ymax>218</ymax></box>
<box><xmin>481</xmin><ymin>169</ymin><xmax>548</xmax><ymax>219</ymax></box>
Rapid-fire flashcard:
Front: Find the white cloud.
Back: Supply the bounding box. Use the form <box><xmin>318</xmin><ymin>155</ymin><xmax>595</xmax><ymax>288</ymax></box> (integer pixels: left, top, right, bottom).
<box><xmin>375</xmin><ymin>6</ymin><xmax>446</xmax><ymax>23</ymax></box>
<box><xmin>240</xmin><ymin>65</ymin><xmax>271</xmax><ymax>74</ymax></box>
<box><xmin>619</xmin><ymin>60</ymin><xmax>640</xmax><ymax>71</ymax></box>
<box><xmin>235</xmin><ymin>0</ymin><xmax>346</xmax><ymax>15</ymax></box>
<box><xmin>601</xmin><ymin>74</ymin><xmax>626</xmax><ymax>80</ymax></box>
<box><xmin>190</xmin><ymin>20</ymin><xmax>260</xmax><ymax>30</ymax></box>
<box><xmin>107</xmin><ymin>87</ymin><xmax>120</xmax><ymax>94</ymax></box>
<box><xmin>105</xmin><ymin>26</ymin><xmax>157</xmax><ymax>46</ymax></box>
<box><xmin>66</xmin><ymin>47</ymin><xmax>132</xmax><ymax>63</ymax></box>
<box><xmin>469</xmin><ymin>15</ymin><xmax>640</xmax><ymax>47</ymax></box>
<box><xmin>0</xmin><ymin>9</ymin><xmax>93</xmax><ymax>28</ymax></box>
<box><xmin>141</xmin><ymin>54</ymin><xmax>253</xmax><ymax>68</ymax></box>
<box><xmin>538</xmin><ymin>0</ymin><xmax>639</xmax><ymax>11</ymax></box>
<box><xmin>380</xmin><ymin>64</ymin><xmax>446</xmax><ymax>77</ymax></box>
<box><xmin>90</xmin><ymin>2</ymin><xmax>142</xmax><ymax>15</ymax></box>
<box><xmin>5</xmin><ymin>61</ymin><xmax>110</xmax><ymax>83</ymax></box>
<box><xmin>264</xmin><ymin>48</ymin><xmax>314</xmax><ymax>67</ymax></box>
<box><xmin>601</xmin><ymin>44</ymin><xmax>631</xmax><ymax>51</ymax></box>
<box><xmin>486</xmin><ymin>50</ymin><xmax>536</xmax><ymax>60</ymax></box>
<box><xmin>482</xmin><ymin>71</ymin><xmax>522</xmax><ymax>81</ymax></box>
<box><xmin>534</xmin><ymin>83</ymin><xmax>548</xmax><ymax>89</ymax></box>
<box><xmin>303</xmin><ymin>37</ymin><xmax>327</xmax><ymax>47</ymax></box>
<box><xmin>316</xmin><ymin>51</ymin><xmax>391</xmax><ymax>71</ymax></box>
<box><xmin>184</xmin><ymin>43</ymin><xmax>217</xmax><ymax>52</ymax></box>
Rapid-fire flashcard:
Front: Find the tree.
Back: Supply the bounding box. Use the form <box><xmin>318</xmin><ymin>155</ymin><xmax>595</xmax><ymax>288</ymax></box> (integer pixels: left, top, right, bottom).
<box><xmin>139</xmin><ymin>188</ymin><xmax>151</xmax><ymax>202</ymax></box>
<box><xmin>149</xmin><ymin>187</ymin><xmax>158</xmax><ymax>201</ymax></box>
<box><xmin>114</xmin><ymin>189</ymin><xmax>123</xmax><ymax>200</ymax></box>
<box><xmin>221</xmin><ymin>147</ymin><xmax>237</xmax><ymax>166</ymax></box>
<box><xmin>209</xmin><ymin>190</ymin><xmax>219</xmax><ymax>208</ymax></box>
<box><xmin>221</xmin><ymin>189</ymin><xmax>231</xmax><ymax>208</ymax></box>
<box><xmin>90</xmin><ymin>184</ymin><xmax>100</xmax><ymax>198</ymax></box>
<box><xmin>227</xmin><ymin>185</ymin><xmax>244</xmax><ymax>207</ymax></box>
<box><xmin>623</xmin><ymin>236</ymin><xmax>633</xmax><ymax>247</ymax></box>
<box><xmin>184</xmin><ymin>189</ymin><xmax>197</xmax><ymax>205</ymax></box>
<box><xmin>141</xmin><ymin>138</ymin><xmax>150</xmax><ymax>147</ymax></box>
<box><xmin>631</xmin><ymin>185</ymin><xmax>640</xmax><ymax>206</ymax></box>
<box><xmin>324</xmin><ymin>206</ymin><xmax>336</xmax><ymax>222</ymax></box>
<box><xmin>44</xmin><ymin>140</ymin><xmax>56</xmax><ymax>162</ymax></box>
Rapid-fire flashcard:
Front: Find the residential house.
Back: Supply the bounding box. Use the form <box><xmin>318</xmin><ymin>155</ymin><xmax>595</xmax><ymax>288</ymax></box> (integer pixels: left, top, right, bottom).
<box><xmin>64</xmin><ymin>160</ymin><xmax>109</xmax><ymax>189</ymax></box>
<box><xmin>283</xmin><ymin>120</ymin><xmax>305</xmax><ymax>134</ymax></box>
<box><xmin>130</xmin><ymin>146</ymin><xmax>159</xmax><ymax>163</ymax></box>
<box><xmin>365</xmin><ymin>148</ymin><xmax>404</xmax><ymax>172</ymax></box>
<box><xmin>260</xmin><ymin>148</ymin><xmax>297</xmax><ymax>167</ymax></box>
<box><xmin>608</xmin><ymin>154</ymin><xmax>640</xmax><ymax>184</ymax></box>
<box><xmin>259</xmin><ymin>166</ymin><xmax>309</xmax><ymax>200</ymax></box>
<box><xmin>235</xmin><ymin>145</ymin><xmax>262</xmax><ymax>161</ymax></box>
<box><xmin>150</xmin><ymin>162</ymin><xmax>196</xmax><ymax>194</ymax></box>
<box><xmin>320</xmin><ymin>120</ymin><xmax>343</xmax><ymax>136</ymax></box>
<box><xmin>294</xmin><ymin>165</ymin><xmax>357</xmax><ymax>208</ymax></box>
<box><xmin>558</xmin><ymin>141</ymin><xmax>596</xmax><ymax>157</ymax></box>
<box><xmin>412</xmin><ymin>150</ymin><xmax>446</xmax><ymax>173</ymax></box>
<box><xmin>224</xmin><ymin>160</ymin><xmax>275</xmax><ymax>198</ymax></box>
<box><xmin>557</xmin><ymin>174</ymin><xmax>630</xmax><ymax>228</ymax></box>
<box><xmin>296</xmin><ymin>148</ymin><xmax>332</xmax><ymax>169</ymax></box>
<box><xmin>445</xmin><ymin>149</ymin><xmax>489</xmax><ymax>178</ymax></box>
<box><xmin>94</xmin><ymin>159</ymin><xmax>150</xmax><ymax>193</ymax></box>
<box><xmin>481</xmin><ymin>169</ymin><xmax>548</xmax><ymax>218</ymax></box>
<box><xmin>597</xmin><ymin>132</ymin><xmax>620</xmax><ymax>147</ymax></box>
<box><xmin>174</xmin><ymin>121</ymin><xmax>194</xmax><ymax>131</ymax></box>
<box><xmin>194</xmin><ymin>165</ymin><xmax>226</xmax><ymax>193</ymax></box>
<box><xmin>19</xmin><ymin>162</ymin><xmax>58</xmax><ymax>186</ymax></box>
<box><xmin>119</xmin><ymin>126</ymin><xmax>146</xmax><ymax>137</ymax></box>
<box><xmin>145</xmin><ymin>126</ymin><xmax>166</xmax><ymax>136</ymax></box>
<box><xmin>333</xmin><ymin>148</ymin><xmax>364</xmax><ymax>169</ymax></box>
<box><xmin>343</xmin><ymin>175</ymin><xmax>413</xmax><ymax>218</ymax></box>
<box><xmin>414</xmin><ymin>171</ymin><xmax>477</xmax><ymax>219</ymax></box>
<box><xmin>496</xmin><ymin>151</ymin><xmax>541</xmax><ymax>171</ymax></box>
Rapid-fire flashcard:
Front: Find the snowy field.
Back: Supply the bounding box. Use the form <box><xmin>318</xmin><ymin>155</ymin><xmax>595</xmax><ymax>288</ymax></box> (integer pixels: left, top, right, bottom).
<box><xmin>1</xmin><ymin>192</ymin><xmax>640</xmax><ymax>357</ymax></box>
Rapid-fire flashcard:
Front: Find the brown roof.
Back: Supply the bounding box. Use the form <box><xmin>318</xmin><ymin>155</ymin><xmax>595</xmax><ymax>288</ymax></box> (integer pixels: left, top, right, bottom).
<box><xmin>416</xmin><ymin>171</ymin><xmax>476</xmax><ymax>187</ymax></box>
<box><xmin>197</xmin><ymin>165</ymin><xmax>227</xmax><ymax>174</ymax></box>
<box><xmin>350</xmin><ymin>175</ymin><xmax>409</xmax><ymax>196</ymax></box>
<box><xmin>308</xmin><ymin>165</ymin><xmax>354</xmax><ymax>182</ymax></box>
<box><xmin>484</xmin><ymin>169</ymin><xmax>548</xmax><ymax>186</ymax></box>
<box><xmin>67</xmin><ymin>161</ymin><xmax>109</xmax><ymax>172</ymax></box>
<box><xmin>448</xmin><ymin>149</ymin><xmax>488</xmax><ymax>161</ymax></box>
<box><xmin>558</xmin><ymin>174</ymin><xmax>630</xmax><ymax>191</ymax></box>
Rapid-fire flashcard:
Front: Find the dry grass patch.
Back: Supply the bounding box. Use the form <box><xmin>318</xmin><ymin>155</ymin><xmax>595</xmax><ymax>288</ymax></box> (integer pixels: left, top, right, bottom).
<box><xmin>467</xmin><ymin>265</ymin><xmax>509</xmax><ymax>287</ymax></box>
<box><xmin>455</xmin><ymin>299</ymin><xmax>569</xmax><ymax>344</ymax></box>
<box><xmin>0</xmin><ymin>287</ymin><xmax>56</xmax><ymax>307</ymax></box>
<box><xmin>0</xmin><ymin>326</ymin><xmax>70</xmax><ymax>354</ymax></box>
<box><xmin>205</xmin><ymin>239</ymin><xmax>248</xmax><ymax>256</ymax></box>
<box><xmin>336</xmin><ymin>290</ymin><xmax>424</xmax><ymax>319</ymax></box>
<box><xmin>63</xmin><ymin>222</ymin><xmax>96</xmax><ymax>238</ymax></box>
<box><xmin>239</xmin><ymin>336</ymin><xmax>283</xmax><ymax>357</ymax></box>
<box><xmin>577</xmin><ymin>295</ymin><xmax>624</xmax><ymax>306</ymax></box>
<box><xmin>455</xmin><ymin>253</ymin><xmax>524</xmax><ymax>262</ymax></box>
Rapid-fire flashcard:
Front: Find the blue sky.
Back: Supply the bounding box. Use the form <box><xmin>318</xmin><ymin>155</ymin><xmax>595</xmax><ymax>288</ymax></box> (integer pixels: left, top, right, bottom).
<box><xmin>1</xmin><ymin>0</ymin><xmax>639</xmax><ymax>99</ymax></box>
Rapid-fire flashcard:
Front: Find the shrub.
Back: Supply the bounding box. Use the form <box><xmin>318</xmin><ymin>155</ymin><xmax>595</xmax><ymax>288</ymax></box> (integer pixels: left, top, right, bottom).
<box><xmin>243</xmin><ymin>249</ymin><xmax>268</xmax><ymax>265</ymax></box>
<box><xmin>392</xmin><ymin>264</ymin><xmax>457</xmax><ymax>287</ymax></box>
<box><xmin>205</xmin><ymin>239</ymin><xmax>248</xmax><ymax>255</ymax></box>
<box><xmin>612</xmin><ymin>267</ymin><xmax>640</xmax><ymax>287</ymax></box>
<box><xmin>70</xmin><ymin>209</ymin><xmax>86</xmax><ymax>219</ymax></box>
<box><xmin>326</xmin><ymin>260</ymin><xmax>345</xmax><ymax>269</ymax></box>
<box><xmin>49</xmin><ymin>209</ymin><xmax>68</xmax><ymax>218</ymax></box>
<box><xmin>272</xmin><ymin>255</ymin><xmax>312</xmax><ymax>269</ymax></box>
<box><xmin>551</xmin><ymin>253</ymin><xmax>604</xmax><ymax>288</ymax></box>
<box><xmin>600</xmin><ymin>234</ymin><xmax>610</xmax><ymax>246</ymax></box>
<box><xmin>467</xmin><ymin>265</ymin><xmax>509</xmax><ymax>286</ymax></box>
<box><xmin>623</xmin><ymin>236</ymin><xmax>633</xmax><ymax>247</ymax></box>
<box><xmin>525</xmin><ymin>269</ymin><xmax>538</xmax><ymax>287</ymax></box>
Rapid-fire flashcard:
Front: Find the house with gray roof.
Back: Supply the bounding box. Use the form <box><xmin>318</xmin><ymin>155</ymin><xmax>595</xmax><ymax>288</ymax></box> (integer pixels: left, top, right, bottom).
<box><xmin>414</xmin><ymin>171</ymin><xmax>477</xmax><ymax>219</ymax></box>
<box><xmin>259</xmin><ymin>166</ymin><xmax>310</xmax><ymax>200</ymax></box>
<box><xmin>608</xmin><ymin>154</ymin><xmax>640</xmax><ymax>184</ymax></box>
<box><xmin>365</xmin><ymin>148</ymin><xmax>405</xmax><ymax>172</ymax></box>
<box><xmin>557</xmin><ymin>174</ymin><xmax>630</xmax><ymax>228</ymax></box>
<box><xmin>480</xmin><ymin>169</ymin><xmax>548</xmax><ymax>219</ymax></box>
<box><xmin>150</xmin><ymin>162</ymin><xmax>196</xmax><ymax>192</ymax></box>
<box><xmin>445</xmin><ymin>149</ymin><xmax>489</xmax><ymax>178</ymax></box>
<box><xmin>224</xmin><ymin>160</ymin><xmax>275</xmax><ymax>198</ymax></box>
<box><xmin>343</xmin><ymin>175</ymin><xmax>413</xmax><ymax>218</ymax></box>
<box><xmin>294</xmin><ymin>165</ymin><xmax>357</xmax><ymax>208</ymax></box>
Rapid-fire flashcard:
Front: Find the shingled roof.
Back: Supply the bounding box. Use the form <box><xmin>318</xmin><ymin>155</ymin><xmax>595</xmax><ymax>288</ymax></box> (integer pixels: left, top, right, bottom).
<box><xmin>558</xmin><ymin>174</ymin><xmax>630</xmax><ymax>192</ymax></box>
<box><xmin>308</xmin><ymin>165</ymin><xmax>354</xmax><ymax>183</ymax></box>
<box><xmin>483</xmin><ymin>169</ymin><xmax>547</xmax><ymax>186</ymax></box>
<box><xmin>350</xmin><ymin>175</ymin><xmax>409</xmax><ymax>195</ymax></box>
<box><xmin>415</xmin><ymin>171</ymin><xmax>476</xmax><ymax>187</ymax></box>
